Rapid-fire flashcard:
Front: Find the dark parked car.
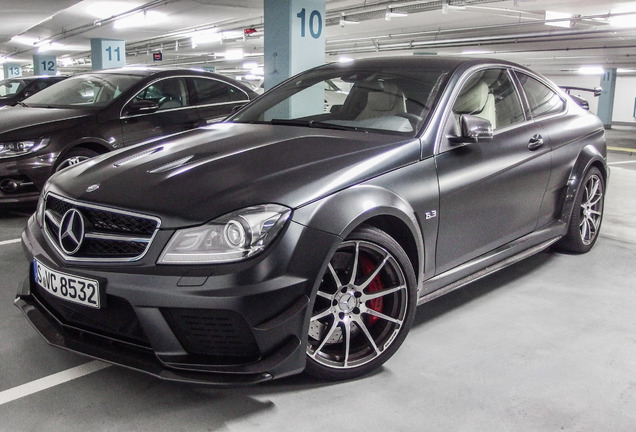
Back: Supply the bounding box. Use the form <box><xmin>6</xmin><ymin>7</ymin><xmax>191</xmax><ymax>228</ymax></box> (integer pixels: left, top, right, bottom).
<box><xmin>0</xmin><ymin>75</ymin><xmax>68</xmax><ymax>108</ymax></box>
<box><xmin>16</xmin><ymin>57</ymin><xmax>607</xmax><ymax>384</ymax></box>
<box><xmin>0</xmin><ymin>67</ymin><xmax>257</xmax><ymax>205</ymax></box>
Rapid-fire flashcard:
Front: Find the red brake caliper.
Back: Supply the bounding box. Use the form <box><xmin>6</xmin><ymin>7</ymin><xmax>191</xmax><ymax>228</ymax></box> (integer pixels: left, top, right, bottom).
<box><xmin>359</xmin><ymin>254</ymin><xmax>384</xmax><ymax>326</ymax></box>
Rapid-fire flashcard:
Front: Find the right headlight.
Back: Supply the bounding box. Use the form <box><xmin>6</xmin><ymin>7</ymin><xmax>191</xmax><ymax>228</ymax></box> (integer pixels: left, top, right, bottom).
<box><xmin>158</xmin><ymin>204</ymin><xmax>291</xmax><ymax>264</ymax></box>
<box><xmin>0</xmin><ymin>138</ymin><xmax>49</xmax><ymax>159</ymax></box>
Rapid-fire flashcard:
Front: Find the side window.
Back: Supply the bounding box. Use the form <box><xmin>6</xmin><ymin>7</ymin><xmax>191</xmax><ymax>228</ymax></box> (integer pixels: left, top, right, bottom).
<box><xmin>516</xmin><ymin>73</ymin><xmax>565</xmax><ymax>118</ymax></box>
<box><xmin>452</xmin><ymin>68</ymin><xmax>525</xmax><ymax>131</ymax></box>
<box><xmin>134</xmin><ymin>77</ymin><xmax>189</xmax><ymax>111</ymax></box>
<box><xmin>191</xmin><ymin>78</ymin><xmax>247</xmax><ymax>105</ymax></box>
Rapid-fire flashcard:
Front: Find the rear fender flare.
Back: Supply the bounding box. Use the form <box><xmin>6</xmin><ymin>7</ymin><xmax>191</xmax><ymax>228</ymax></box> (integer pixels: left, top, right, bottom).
<box><xmin>560</xmin><ymin>144</ymin><xmax>608</xmax><ymax>224</ymax></box>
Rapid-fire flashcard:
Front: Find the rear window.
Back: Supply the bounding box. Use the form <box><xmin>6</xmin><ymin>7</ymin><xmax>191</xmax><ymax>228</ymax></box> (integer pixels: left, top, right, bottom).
<box><xmin>517</xmin><ymin>73</ymin><xmax>565</xmax><ymax>118</ymax></box>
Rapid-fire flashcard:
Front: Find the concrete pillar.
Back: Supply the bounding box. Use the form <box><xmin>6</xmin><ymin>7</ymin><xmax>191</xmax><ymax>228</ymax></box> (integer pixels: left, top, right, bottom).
<box><xmin>91</xmin><ymin>39</ymin><xmax>126</xmax><ymax>70</ymax></box>
<box><xmin>33</xmin><ymin>55</ymin><xmax>57</xmax><ymax>75</ymax></box>
<box><xmin>2</xmin><ymin>63</ymin><xmax>22</xmax><ymax>78</ymax></box>
<box><xmin>263</xmin><ymin>0</ymin><xmax>325</xmax><ymax>90</ymax></box>
<box><xmin>598</xmin><ymin>68</ymin><xmax>617</xmax><ymax>128</ymax></box>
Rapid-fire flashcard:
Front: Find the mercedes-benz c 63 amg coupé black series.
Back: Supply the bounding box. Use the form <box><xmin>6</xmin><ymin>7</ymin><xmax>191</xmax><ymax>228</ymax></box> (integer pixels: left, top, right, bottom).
<box><xmin>16</xmin><ymin>57</ymin><xmax>607</xmax><ymax>385</ymax></box>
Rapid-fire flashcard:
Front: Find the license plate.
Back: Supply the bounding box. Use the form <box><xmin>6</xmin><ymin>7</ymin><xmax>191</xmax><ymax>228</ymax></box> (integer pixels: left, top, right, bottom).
<box><xmin>33</xmin><ymin>259</ymin><xmax>100</xmax><ymax>309</ymax></box>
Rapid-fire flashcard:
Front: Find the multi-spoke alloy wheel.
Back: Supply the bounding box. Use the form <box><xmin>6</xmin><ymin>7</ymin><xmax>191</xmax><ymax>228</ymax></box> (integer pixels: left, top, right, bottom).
<box><xmin>558</xmin><ymin>166</ymin><xmax>605</xmax><ymax>253</ymax></box>
<box><xmin>55</xmin><ymin>148</ymin><xmax>99</xmax><ymax>172</ymax></box>
<box><xmin>305</xmin><ymin>226</ymin><xmax>416</xmax><ymax>380</ymax></box>
<box><xmin>578</xmin><ymin>172</ymin><xmax>603</xmax><ymax>245</ymax></box>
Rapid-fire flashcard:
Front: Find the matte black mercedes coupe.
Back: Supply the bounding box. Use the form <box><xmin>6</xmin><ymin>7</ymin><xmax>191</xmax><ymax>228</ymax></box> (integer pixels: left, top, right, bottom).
<box><xmin>16</xmin><ymin>57</ymin><xmax>607</xmax><ymax>385</ymax></box>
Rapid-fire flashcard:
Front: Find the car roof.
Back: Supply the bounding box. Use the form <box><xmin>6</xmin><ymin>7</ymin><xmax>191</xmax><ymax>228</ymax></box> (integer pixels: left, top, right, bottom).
<box><xmin>318</xmin><ymin>56</ymin><xmax>530</xmax><ymax>75</ymax></box>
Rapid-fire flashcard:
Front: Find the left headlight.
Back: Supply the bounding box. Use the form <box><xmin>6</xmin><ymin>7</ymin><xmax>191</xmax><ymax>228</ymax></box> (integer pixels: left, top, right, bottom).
<box><xmin>158</xmin><ymin>204</ymin><xmax>291</xmax><ymax>264</ymax></box>
<box><xmin>0</xmin><ymin>138</ymin><xmax>49</xmax><ymax>159</ymax></box>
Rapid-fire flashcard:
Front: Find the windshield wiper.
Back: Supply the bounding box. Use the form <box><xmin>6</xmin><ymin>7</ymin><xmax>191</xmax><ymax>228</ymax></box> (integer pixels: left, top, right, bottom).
<box><xmin>17</xmin><ymin>101</ymin><xmax>29</xmax><ymax>107</ymax></box>
<box><xmin>270</xmin><ymin>118</ymin><xmax>364</xmax><ymax>132</ymax></box>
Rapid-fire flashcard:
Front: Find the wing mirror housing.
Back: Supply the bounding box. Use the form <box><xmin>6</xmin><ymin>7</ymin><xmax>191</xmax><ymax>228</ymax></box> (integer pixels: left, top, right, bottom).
<box><xmin>450</xmin><ymin>114</ymin><xmax>493</xmax><ymax>144</ymax></box>
<box><xmin>123</xmin><ymin>100</ymin><xmax>159</xmax><ymax>116</ymax></box>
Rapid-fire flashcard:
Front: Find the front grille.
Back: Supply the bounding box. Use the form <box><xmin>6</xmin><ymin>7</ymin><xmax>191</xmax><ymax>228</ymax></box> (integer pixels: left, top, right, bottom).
<box><xmin>43</xmin><ymin>193</ymin><xmax>160</xmax><ymax>262</ymax></box>
<box><xmin>162</xmin><ymin>308</ymin><xmax>261</xmax><ymax>365</ymax></box>
<box><xmin>33</xmin><ymin>285</ymin><xmax>150</xmax><ymax>346</ymax></box>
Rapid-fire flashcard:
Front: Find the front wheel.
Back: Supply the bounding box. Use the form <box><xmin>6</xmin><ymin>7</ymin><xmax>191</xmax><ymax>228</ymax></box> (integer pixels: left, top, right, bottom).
<box><xmin>55</xmin><ymin>148</ymin><xmax>99</xmax><ymax>172</ymax></box>
<box><xmin>557</xmin><ymin>166</ymin><xmax>605</xmax><ymax>253</ymax></box>
<box><xmin>305</xmin><ymin>226</ymin><xmax>417</xmax><ymax>380</ymax></box>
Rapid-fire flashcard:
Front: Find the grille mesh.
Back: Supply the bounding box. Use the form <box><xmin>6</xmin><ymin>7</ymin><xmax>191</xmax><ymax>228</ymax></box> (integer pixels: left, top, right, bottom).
<box><xmin>44</xmin><ymin>194</ymin><xmax>160</xmax><ymax>261</ymax></box>
<box><xmin>162</xmin><ymin>308</ymin><xmax>260</xmax><ymax>364</ymax></box>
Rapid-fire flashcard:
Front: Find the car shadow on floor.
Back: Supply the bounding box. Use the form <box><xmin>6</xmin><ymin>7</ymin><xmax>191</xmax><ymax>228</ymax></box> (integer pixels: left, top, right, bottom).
<box><xmin>192</xmin><ymin>249</ymin><xmax>557</xmax><ymax>395</ymax></box>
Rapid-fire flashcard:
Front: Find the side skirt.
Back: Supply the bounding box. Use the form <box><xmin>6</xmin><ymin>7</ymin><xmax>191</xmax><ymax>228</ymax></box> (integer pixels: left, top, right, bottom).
<box><xmin>417</xmin><ymin>224</ymin><xmax>565</xmax><ymax>306</ymax></box>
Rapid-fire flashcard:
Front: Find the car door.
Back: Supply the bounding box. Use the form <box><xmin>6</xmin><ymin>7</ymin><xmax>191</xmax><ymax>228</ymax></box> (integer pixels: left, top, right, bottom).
<box><xmin>120</xmin><ymin>76</ymin><xmax>202</xmax><ymax>145</ymax></box>
<box><xmin>188</xmin><ymin>77</ymin><xmax>252</xmax><ymax>124</ymax></box>
<box><xmin>434</xmin><ymin>67</ymin><xmax>553</xmax><ymax>274</ymax></box>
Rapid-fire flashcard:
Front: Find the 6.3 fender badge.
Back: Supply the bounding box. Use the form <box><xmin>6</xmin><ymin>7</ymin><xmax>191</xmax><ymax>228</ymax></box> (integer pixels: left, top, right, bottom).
<box><xmin>86</xmin><ymin>184</ymin><xmax>100</xmax><ymax>193</ymax></box>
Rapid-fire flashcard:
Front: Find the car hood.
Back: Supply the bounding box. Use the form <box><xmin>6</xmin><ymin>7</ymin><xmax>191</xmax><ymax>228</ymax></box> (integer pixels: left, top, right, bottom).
<box><xmin>0</xmin><ymin>106</ymin><xmax>92</xmax><ymax>136</ymax></box>
<box><xmin>50</xmin><ymin>123</ymin><xmax>421</xmax><ymax>228</ymax></box>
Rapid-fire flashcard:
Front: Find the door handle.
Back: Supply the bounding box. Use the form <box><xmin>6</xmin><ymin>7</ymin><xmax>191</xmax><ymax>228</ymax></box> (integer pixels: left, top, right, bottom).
<box><xmin>528</xmin><ymin>134</ymin><xmax>544</xmax><ymax>151</ymax></box>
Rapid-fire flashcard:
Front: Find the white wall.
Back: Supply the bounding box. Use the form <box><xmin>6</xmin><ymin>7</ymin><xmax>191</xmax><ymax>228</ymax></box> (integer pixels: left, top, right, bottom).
<box><xmin>613</xmin><ymin>76</ymin><xmax>636</xmax><ymax>124</ymax></box>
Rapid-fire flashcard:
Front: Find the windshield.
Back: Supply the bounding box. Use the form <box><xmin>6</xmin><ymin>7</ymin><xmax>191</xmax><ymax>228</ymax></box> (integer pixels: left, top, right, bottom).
<box><xmin>231</xmin><ymin>64</ymin><xmax>448</xmax><ymax>137</ymax></box>
<box><xmin>0</xmin><ymin>78</ymin><xmax>25</xmax><ymax>98</ymax></box>
<box><xmin>23</xmin><ymin>73</ymin><xmax>142</xmax><ymax>108</ymax></box>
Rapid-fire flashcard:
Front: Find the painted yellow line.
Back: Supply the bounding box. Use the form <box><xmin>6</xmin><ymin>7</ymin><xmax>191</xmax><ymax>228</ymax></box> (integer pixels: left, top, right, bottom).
<box><xmin>0</xmin><ymin>361</ymin><xmax>111</xmax><ymax>405</ymax></box>
<box><xmin>608</xmin><ymin>146</ymin><xmax>635</xmax><ymax>153</ymax></box>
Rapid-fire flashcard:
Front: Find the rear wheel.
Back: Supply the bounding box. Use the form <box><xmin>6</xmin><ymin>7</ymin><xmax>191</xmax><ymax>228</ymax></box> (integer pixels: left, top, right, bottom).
<box><xmin>305</xmin><ymin>225</ymin><xmax>417</xmax><ymax>380</ymax></box>
<box><xmin>557</xmin><ymin>166</ymin><xmax>605</xmax><ymax>253</ymax></box>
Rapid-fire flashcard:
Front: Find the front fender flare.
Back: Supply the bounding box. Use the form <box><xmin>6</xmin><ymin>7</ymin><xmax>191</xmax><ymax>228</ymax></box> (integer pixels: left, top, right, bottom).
<box><xmin>292</xmin><ymin>184</ymin><xmax>425</xmax><ymax>283</ymax></box>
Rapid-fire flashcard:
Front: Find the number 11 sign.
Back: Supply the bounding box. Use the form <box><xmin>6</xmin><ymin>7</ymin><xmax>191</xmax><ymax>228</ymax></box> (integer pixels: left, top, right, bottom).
<box><xmin>90</xmin><ymin>38</ymin><xmax>126</xmax><ymax>70</ymax></box>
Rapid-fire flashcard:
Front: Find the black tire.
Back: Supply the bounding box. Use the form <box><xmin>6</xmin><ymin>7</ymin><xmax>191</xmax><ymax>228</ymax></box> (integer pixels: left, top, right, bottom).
<box><xmin>55</xmin><ymin>148</ymin><xmax>99</xmax><ymax>172</ymax></box>
<box><xmin>305</xmin><ymin>225</ymin><xmax>417</xmax><ymax>380</ymax></box>
<box><xmin>557</xmin><ymin>166</ymin><xmax>605</xmax><ymax>253</ymax></box>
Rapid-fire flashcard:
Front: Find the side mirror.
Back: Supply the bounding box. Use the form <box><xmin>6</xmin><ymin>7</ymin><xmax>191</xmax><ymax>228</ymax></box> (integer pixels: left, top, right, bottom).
<box><xmin>450</xmin><ymin>114</ymin><xmax>493</xmax><ymax>144</ymax></box>
<box><xmin>123</xmin><ymin>99</ymin><xmax>159</xmax><ymax>116</ymax></box>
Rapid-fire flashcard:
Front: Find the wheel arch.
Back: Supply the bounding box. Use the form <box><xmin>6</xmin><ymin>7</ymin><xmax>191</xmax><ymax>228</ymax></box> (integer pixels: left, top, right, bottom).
<box><xmin>55</xmin><ymin>142</ymin><xmax>111</xmax><ymax>168</ymax></box>
<box><xmin>560</xmin><ymin>143</ymin><xmax>609</xmax><ymax>224</ymax></box>
<box><xmin>293</xmin><ymin>184</ymin><xmax>425</xmax><ymax>285</ymax></box>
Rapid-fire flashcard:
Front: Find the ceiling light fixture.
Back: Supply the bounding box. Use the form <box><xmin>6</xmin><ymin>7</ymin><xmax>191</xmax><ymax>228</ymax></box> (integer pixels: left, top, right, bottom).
<box><xmin>578</xmin><ymin>66</ymin><xmax>605</xmax><ymax>75</ymax></box>
<box><xmin>340</xmin><ymin>13</ymin><xmax>359</xmax><ymax>26</ymax></box>
<box><xmin>10</xmin><ymin>35</ymin><xmax>40</xmax><ymax>46</ymax></box>
<box><xmin>545</xmin><ymin>11</ymin><xmax>572</xmax><ymax>28</ymax></box>
<box><xmin>223</xmin><ymin>49</ymin><xmax>244</xmax><ymax>60</ymax></box>
<box><xmin>608</xmin><ymin>10</ymin><xmax>636</xmax><ymax>28</ymax></box>
<box><xmin>385</xmin><ymin>7</ymin><xmax>408</xmax><ymax>21</ymax></box>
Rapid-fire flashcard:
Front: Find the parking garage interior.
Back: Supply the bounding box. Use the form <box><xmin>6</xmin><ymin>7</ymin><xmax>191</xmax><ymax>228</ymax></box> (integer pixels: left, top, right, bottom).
<box><xmin>2</xmin><ymin>1</ymin><xmax>636</xmax><ymax>431</ymax></box>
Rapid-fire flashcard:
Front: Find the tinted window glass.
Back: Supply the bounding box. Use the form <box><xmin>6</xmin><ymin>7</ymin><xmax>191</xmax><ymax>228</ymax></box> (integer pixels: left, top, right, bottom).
<box><xmin>517</xmin><ymin>73</ymin><xmax>565</xmax><ymax>118</ymax></box>
<box><xmin>24</xmin><ymin>73</ymin><xmax>141</xmax><ymax>107</ymax></box>
<box><xmin>452</xmin><ymin>68</ymin><xmax>524</xmax><ymax>130</ymax></box>
<box><xmin>134</xmin><ymin>77</ymin><xmax>189</xmax><ymax>110</ymax></box>
<box><xmin>191</xmin><ymin>78</ymin><xmax>248</xmax><ymax>104</ymax></box>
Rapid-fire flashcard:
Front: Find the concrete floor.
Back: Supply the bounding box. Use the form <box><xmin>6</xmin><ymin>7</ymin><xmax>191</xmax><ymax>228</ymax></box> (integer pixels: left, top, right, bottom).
<box><xmin>0</xmin><ymin>128</ymin><xmax>634</xmax><ymax>432</ymax></box>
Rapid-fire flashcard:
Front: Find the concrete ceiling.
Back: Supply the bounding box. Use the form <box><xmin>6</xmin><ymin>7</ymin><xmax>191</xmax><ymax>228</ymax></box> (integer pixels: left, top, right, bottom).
<box><xmin>1</xmin><ymin>0</ymin><xmax>636</xmax><ymax>78</ymax></box>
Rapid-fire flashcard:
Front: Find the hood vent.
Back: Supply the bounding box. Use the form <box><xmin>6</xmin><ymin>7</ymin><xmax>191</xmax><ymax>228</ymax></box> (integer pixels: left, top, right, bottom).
<box><xmin>147</xmin><ymin>155</ymin><xmax>195</xmax><ymax>174</ymax></box>
<box><xmin>114</xmin><ymin>146</ymin><xmax>164</xmax><ymax>167</ymax></box>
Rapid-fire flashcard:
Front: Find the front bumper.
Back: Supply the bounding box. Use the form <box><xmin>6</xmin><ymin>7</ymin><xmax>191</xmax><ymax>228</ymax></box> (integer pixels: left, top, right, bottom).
<box><xmin>0</xmin><ymin>153</ymin><xmax>55</xmax><ymax>204</ymax></box>
<box><xmin>16</xmin><ymin>214</ymin><xmax>338</xmax><ymax>385</ymax></box>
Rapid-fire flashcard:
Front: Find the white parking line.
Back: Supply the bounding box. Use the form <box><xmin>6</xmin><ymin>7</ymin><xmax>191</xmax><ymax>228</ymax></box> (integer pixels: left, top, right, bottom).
<box><xmin>0</xmin><ymin>238</ymin><xmax>21</xmax><ymax>246</ymax></box>
<box><xmin>0</xmin><ymin>361</ymin><xmax>111</xmax><ymax>405</ymax></box>
<box><xmin>608</xmin><ymin>160</ymin><xmax>636</xmax><ymax>166</ymax></box>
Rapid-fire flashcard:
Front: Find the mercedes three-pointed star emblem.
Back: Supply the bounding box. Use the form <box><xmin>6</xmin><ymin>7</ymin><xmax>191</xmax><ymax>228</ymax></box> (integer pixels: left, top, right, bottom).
<box><xmin>59</xmin><ymin>209</ymin><xmax>85</xmax><ymax>255</ymax></box>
